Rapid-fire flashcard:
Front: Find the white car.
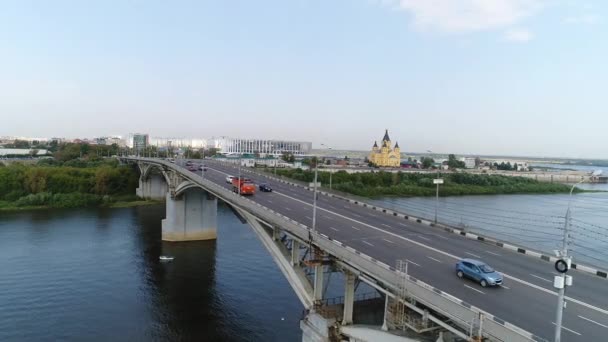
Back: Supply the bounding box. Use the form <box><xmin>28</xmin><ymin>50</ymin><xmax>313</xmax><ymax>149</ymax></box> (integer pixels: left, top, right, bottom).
<box><xmin>226</xmin><ymin>176</ymin><xmax>235</xmax><ymax>184</ymax></box>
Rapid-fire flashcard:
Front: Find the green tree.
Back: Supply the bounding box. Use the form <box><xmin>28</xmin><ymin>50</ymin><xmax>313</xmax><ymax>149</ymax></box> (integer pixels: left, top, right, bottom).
<box><xmin>447</xmin><ymin>154</ymin><xmax>466</xmax><ymax>169</ymax></box>
<box><xmin>422</xmin><ymin>157</ymin><xmax>434</xmax><ymax>169</ymax></box>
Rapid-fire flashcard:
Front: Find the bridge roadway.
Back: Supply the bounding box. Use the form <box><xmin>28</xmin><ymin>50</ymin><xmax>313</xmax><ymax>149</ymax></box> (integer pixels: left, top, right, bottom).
<box><xmin>181</xmin><ymin>159</ymin><xmax>608</xmax><ymax>342</ymax></box>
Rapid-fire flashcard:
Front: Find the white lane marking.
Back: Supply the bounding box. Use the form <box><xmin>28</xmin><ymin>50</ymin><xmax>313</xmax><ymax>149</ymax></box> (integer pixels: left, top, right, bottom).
<box><xmin>578</xmin><ymin>315</ymin><xmax>608</xmax><ymax>329</ymax></box>
<box><xmin>432</xmin><ymin>234</ymin><xmax>448</xmax><ymax>240</ymax></box>
<box><xmin>499</xmin><ymin>285</ymin><xmax>511</xmax><ymax>290</ymax></box>
<box><xmin>529</xmin><ymin>274</ymin><xmax>552</xmax><ymax>283</ymax></box>
<box><xmin>330</xmin><ymin>227</ymin><xmax>339</xmax><ymax>232</ymax></box>
<box><xmin>382</xmin><ymin>238</ymin><xmax>394</xmax><ymax>244</ymax></box>
<box><xmin>352</xmin><ymin>213</ymin><xmax>362</xmax><ymax>218</ymax></box>
<box><xmin>271</xmin><ymin>189</ymin><xmax>608</xmax><ymax>317</ymax></box>
<box><xmin>369</xmin><ymin>213</ymin><xmax>377</xmax><ymax>217</ymax></box>
<box><xmin>485</xmin><ymin>251</ymin><xmax>501</xmax><ymax>256</ymax></box>
<box><xmin>551</xmin><ymin>322</ymin><xmax>582</xmax><ymax>336</ymax></box>
<box><xmin>427</xmin><ymin>256</ymin><xmax>442</xmax><ymax>263</ymax></box>
<box><xmin>284</xmin><ymin>207</ymin><xmax>292</xmax><ymax>211</ymax></box>
<box><xmin>362</xmin><ymin>241</ymin><xmax>374</xmax><ymax>247</ymax></box>
<box><xmin>398</xmin><ymin>223</ymin><xmax>408</xmax><ymax>227</ymax></box>
<box><xmin>323</xmin><ymin>215</ymin><xmax>333</xmax><ymax>220</ymax></box>
<box><xmin>267</xmin><ymin>200</ymin><xmax>273</xmax><ymax>203</ymax></box>
<box><xmin>466</xmin><ymin>252</ymin><xmax>481</xmax><ymax>258</ymax></box>
<box><xmin>406</xmin><ymin>259</ymin><xmax>421</xmax><ymax>267</ymax></box>
<box><xmin>305</xmin><ymin>216</ymin><xmax>312</xmax><ymax>220</ymax></box>
<box><xmin>464</xmin><ymin>284</ymin><xmax>485</xmax><ymax>295</ymax></box>
<box><xmin>418</xmin><ymin>235</ymin><xmax>430</xmax><ymax>241</ymax></box>
<box><xmin>351</xmin><ymin>226</ymin><xmax>361</xmax><ymax>231</ymax></box>
<box><xmin>382</xmin><ymin>223</ymin><xmax>391</xmax><ymax>228</ymax></box>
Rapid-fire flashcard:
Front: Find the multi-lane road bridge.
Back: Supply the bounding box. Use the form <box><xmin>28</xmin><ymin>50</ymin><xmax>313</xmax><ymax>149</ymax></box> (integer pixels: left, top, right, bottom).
<box><xmin>122</xmin><ymin>157</ymin><xmax>608</xmax><ymax>342</ymax></box>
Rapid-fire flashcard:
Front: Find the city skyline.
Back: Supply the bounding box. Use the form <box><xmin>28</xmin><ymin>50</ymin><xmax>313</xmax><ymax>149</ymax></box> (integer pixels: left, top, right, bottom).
<box><xmin>1</xmin><ymin>1</ymin><xmax>606</xmax><ymax>158</ymax></box>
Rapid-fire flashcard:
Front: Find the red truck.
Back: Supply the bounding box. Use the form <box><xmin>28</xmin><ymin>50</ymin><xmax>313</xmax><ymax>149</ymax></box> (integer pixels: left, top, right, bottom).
<box><xmin>232</xmin><ymin>177</ymin><xmax>256</xmax><ymax>195</ymax></box>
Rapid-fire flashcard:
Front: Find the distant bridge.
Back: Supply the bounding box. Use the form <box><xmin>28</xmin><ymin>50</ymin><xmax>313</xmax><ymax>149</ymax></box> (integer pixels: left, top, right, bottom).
<box><xmin>122</xmin><ymin>157</ymin><xmax>608</xmax><ymax>342</ymax></box>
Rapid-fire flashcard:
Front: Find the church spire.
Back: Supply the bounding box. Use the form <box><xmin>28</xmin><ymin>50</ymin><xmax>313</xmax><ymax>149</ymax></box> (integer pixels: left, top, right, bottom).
<box><xmin>382</xmin><ymin>129</ymin><xmax>390</xmax><ymax>142</ymax></box>
<box><xmin>394</xmin><ymin>141</ymin><xmax>399</xmax><ymax>149</ymax></box>
<box><xmin>373</xmin><ymin>141</ymin><xmax>378</xmax><ymax>148</ymax></box>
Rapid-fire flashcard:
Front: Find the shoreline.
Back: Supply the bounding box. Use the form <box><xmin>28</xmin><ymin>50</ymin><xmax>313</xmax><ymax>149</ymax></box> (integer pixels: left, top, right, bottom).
<box><xmin>0</xmin><ymin>199</ymin><xmax>162</xmax><ymax>212</ymax></box>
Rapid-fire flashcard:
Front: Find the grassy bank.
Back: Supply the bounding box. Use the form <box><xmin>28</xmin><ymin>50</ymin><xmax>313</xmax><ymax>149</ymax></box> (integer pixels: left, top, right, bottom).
<box><xmin>0</xmin><ymin>159</ymin><xmax>153</xmax><ymax>211</ymax></box>
<box><xmin>271</xmin><ymin>168</ymin><xmax>578</xmax><ymax>197</ymax></box>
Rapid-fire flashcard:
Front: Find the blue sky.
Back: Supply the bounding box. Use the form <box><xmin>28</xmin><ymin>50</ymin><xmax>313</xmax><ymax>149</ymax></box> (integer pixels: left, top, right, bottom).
<box><xmin>1</xmin><ymin>0</ymin><xmax>606</xmax><ymax>158</ymax></box>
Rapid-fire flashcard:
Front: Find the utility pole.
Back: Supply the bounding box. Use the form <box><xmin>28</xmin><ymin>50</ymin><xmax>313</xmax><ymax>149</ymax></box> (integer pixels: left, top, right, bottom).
<box><xmin>433</xmin><ymin>169</ymin><xmax>443</xmax><ymax>224</ymax></box>
<box><xmin>238</xmin><ymin>154</ymin><xmax>242</xmax><ymax>195</ymax></box>
<box><xmin>552</xmin><ymin>173</ymin><xmax>601</xmax><ymax>342</ymax></box>
<box><xmin>311</xmin><ymin>158</ymin><xmax>319</xmax><ymax>232</ymax></box>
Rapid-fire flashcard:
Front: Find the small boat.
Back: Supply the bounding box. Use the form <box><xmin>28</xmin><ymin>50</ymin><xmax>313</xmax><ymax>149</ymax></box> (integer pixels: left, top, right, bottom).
<box><xmin>159</xmin><ymin>256</ymin><xmax>174</xmax><ymax>261</ymax></box>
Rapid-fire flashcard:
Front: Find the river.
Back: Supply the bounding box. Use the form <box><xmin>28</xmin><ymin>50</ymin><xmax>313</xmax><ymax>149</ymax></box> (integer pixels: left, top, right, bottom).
<box><xmin>0</xmin><ymin>204</ymin><xmax>303</xmax><ymax>341</ymax></box>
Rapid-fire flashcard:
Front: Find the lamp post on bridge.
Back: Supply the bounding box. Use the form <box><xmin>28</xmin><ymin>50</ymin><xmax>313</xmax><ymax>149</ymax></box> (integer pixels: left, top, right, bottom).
<box><xmin>554</xmin><ymin>170</ymin><xmax>602</xmax><ymax>342</ymax></box>
<box><xmin>320</xmin><ymin>143</ymin><xmax>333</xmax><ymax>190</ymax></box>
<box><xmin>428</xmin><ymin>150</ymin><xmax>443</xmax><ymax>224</ymax></box>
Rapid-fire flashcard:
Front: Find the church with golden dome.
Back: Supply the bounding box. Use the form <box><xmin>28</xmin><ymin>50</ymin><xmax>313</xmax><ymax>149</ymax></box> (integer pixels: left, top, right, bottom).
<box><xmin>369</xmin><ymin>129</ymin><xmax>401</xmax><ymax>167</ymax></box>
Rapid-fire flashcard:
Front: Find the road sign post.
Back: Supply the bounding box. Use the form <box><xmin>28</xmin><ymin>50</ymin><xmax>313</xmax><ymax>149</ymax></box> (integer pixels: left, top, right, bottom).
<box><xmin>433</xmin><ymin>178</ymin><xmax>443</xmax><ymax>224</ymax></box>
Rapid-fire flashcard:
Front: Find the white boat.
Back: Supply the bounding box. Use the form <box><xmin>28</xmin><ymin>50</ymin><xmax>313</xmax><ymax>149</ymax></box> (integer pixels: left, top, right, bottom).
<box><xmin>159</xmin><ymin>256</ymin><xmax>174</xmax><ymax>261</ymax></box>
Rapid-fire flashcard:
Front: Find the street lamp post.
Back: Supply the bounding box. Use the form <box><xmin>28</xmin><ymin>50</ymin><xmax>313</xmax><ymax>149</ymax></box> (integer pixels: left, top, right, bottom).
<box><xmin>311</xmin><ymin>157</ymin><xmax>319</xmax><ymax>232</ymax></box>
<box><xmin>238</xmin><ymin>154</ymin><xmax>242</xmax><ymax>195</ymax></box>
<box><xmin>320</xmin><ymin>144</ymin><xmax>333</xmax><ymax>190</ymax></box>
<box><xmin>554</xmin><ymin>170</ymin><xmax>602</xmax><ymax>342</ymax></box>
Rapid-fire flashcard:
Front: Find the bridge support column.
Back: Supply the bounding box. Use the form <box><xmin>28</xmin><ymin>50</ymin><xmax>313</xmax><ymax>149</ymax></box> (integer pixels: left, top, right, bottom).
<box><xmin>381</xmin><ymin>294</ymin><xmax>389</xmax><ymax>331</ymax></box>
<box><xmin>161</xmin><ymin>189</ymin><xmax>217</xmax><ymax>241</ymax></box>
<box><xmin>136</xmin><ymin>173</ymin><xmax>167</xmax><ymax>200</ymax></box>
<box><xmin>291</xmin><ymin>240</ymin><xmax>300</xmax><ymax>266</ymax></box>
<box><xmin>313</xmin><ymin>265</ymin><xmax>324</xmax><ymax>301</ymax></box>
<box><xmin>342</xmin><ymin>272</ymin><xmax>356</xmax><ymax>325</ymax></box>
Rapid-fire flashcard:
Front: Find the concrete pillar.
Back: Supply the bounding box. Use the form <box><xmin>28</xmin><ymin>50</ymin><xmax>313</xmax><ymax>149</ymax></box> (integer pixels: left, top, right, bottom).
<box><xmin>273</xmin><ymin>227</ymin><xmax>281</xmax><ymax>241</ymax></box>
<box><xmin>381</xmin><ymin>294</ymin><xmax>389</xmax><ymax>331</ymax></box>
<box><xmin>291</xmin><ymin>240</ymin><xmax>300</xmax><ymax>266</ymax></box>
<box><xmin>342</xmin><ymin>272</ymin><xmax>356</xmax><ymax>325</ymax></box>
<box><xmin>136</xmin><ymin>174</ymin><xmax>167</xmax><ymax>200</ymax></box>
<box><xmin>313</xmin><ymin>265</ymin><xmax>324</xmax><ymax>301</ymax></box>
<box><xmin>161</xmin><ymin>189</ymin><xmax>217</xmax><ymax>241</ymax></box>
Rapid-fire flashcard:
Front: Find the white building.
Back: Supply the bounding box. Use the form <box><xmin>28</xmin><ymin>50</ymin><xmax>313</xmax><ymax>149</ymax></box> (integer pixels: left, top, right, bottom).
<box><xmin>148</xmin><ymin>137</ymin><xmax>207</xmax><ymax>149</ymax></box>
<box><xmin>209</xmin><ymin>136</ymin><xmax>312</xmax><ymax>156</ymax></box>
<box><xmin>460</xmin><ymin>157</ymin><xmax>477</xmax><ymax>169</ymax></box>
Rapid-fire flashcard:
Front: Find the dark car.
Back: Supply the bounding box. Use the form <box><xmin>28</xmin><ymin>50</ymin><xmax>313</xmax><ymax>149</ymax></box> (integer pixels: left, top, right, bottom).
<box><xmin>186</xmin><ymin>160</ymin><xmax>193</xmax><ymax>166</ymax></box>
<box><xmin>259</xmin><ymin>184</ymin><xmax>272</xmax><ymax>192</ymax></box>
<box><xmin>187</xmin><ymin>165</ymin><xmax>197</xmax><ymax>172</ymax></box>
<box><xmin>456</xmin><ymin>258</ymin><xmax>503</xmax><ymax>287</ymax></box>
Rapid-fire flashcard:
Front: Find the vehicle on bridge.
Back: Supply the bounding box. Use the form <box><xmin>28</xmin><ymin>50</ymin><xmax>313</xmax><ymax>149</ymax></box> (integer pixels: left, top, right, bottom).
<box><xmin>187</xmin><ymin>165</ymin><xmax>197</xmax><ymax>172</ymax></box>
<box><xmin>198</xmin><ymin>165</ymin><xmax>207</xmax><ymax>171</ymax></box>
<box><xmin>455</xmin><ymin>259</ymin><xmax>503</xmax><ymax>287</ymax></box>
<box><xmin>232</xmin><ymin>177</ymin><xmax>256</xmax><ymax>195</ymax></box>
<box><xmin>186</xmin><ymin>160</ymin><xmax>193</xmax><ymax>166</ymax></box>
<box><xmin>259</xmin><ymin>183</ymin><xmax>272</xmax><ymax>192</ymax></box>
<box><xmin>226</xmin><ymin>175</ymin><xmax>235</xmax><ymax>183</ymax></box>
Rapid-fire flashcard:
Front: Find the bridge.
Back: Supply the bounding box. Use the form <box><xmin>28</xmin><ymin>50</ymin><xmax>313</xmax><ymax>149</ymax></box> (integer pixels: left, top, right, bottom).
<box><xmin>123</xmin><ymin>157</ymin><xmax>608</xmax><ymax>342</ymax></box>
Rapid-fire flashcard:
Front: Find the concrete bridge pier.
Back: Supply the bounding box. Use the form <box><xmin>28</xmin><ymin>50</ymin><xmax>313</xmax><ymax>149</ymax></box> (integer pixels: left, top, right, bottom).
<box><xmin>313</xmin><ymin>264</ymin><xmax>324</xmax><ymax>301</ymax></box>
<box><xmin>136</xmin><ymin>173</ymin><xmax>168</xmax><ymax>200</ymax></box>
<box><xmin>342</xmin><ymin>272</ymin><xmax>356</xmax><ymax>325</ymax></box>
<box><xmin>161</xmin><ymin>189</ymin><xmax>218</xmax><ymax>241</ymax></box>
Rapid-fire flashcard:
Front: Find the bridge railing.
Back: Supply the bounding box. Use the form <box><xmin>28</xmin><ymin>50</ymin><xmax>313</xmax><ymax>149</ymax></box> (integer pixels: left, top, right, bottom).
<box><xmin>124</xmin><ymin>157</ymin><xmax>546</xmax><ymax>342</ymax></box>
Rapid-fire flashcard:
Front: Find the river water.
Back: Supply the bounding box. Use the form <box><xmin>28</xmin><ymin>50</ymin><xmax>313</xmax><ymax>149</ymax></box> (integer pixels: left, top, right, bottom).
<box><xmin>0</xmin><ymin>204</ymin><xmax>302</xmax><ymax>342</ymax></box>
<box><xmin>372</xmin><ymin>165</ymin><xmax>608</xmax><ymax>268</ymax></box>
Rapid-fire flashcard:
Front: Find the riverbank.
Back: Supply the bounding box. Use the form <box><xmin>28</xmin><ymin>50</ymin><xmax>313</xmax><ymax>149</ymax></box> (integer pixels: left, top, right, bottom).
<box><xmin>273</xmin><ymin>168</ymin><xmax>580</xmax><ymax>197</ymax></box>
<box><xmin>0</xmin><ymin>160</ymin><xmax>149</xmax><ymax>211</ymax></box>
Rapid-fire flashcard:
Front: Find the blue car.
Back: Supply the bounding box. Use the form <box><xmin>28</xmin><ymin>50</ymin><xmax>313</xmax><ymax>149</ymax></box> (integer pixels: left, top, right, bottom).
<box><xmin>456</xmin><ymin>258</ymin><xmax>503</xmax><ymax>287</ymax></box>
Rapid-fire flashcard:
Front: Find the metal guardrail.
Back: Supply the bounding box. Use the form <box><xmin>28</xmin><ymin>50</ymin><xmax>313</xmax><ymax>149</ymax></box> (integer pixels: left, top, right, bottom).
<box><xmin>124</xmin><ymin>157</ymin><xmax>546</xmax><ymax>342</ymax></box>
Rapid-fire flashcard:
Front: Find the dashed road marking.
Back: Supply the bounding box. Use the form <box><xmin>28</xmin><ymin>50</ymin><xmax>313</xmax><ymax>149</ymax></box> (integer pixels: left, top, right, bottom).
<box><xmin>464</xmin><ymin>284</ymin><xmax>485</xmax><ymax>295</ymax></box>
<box><xmin>499</xmin><ymin>285</ymin><xmax>510</xmax><ymax>290</ymax></box>
<box><xmin>485</xmin><ymin>251</ymin><xmax>501</xmax><ymax>256</ymax></box>
<box><xmin>305</xmin><ymin>216</ymin><xmax>312</xmax><ymax>220</ymax></box>
<box><xmin>330</xmin><ymin>227</ymin><xmax>339</xmax><ymax>232</ymax></box>
<box><xmin>351</xmin><ymin>226</ymin><xmax>361</xmax><ymax>231</ymax></box>
<box><xmin>323</xmin><ymin>215</ymin><xmax>333</xmax><ymax>220</ymax></box>
<box><xmin>284</xmin><ymin>207</ymin><xmax>292</xmax><ymax>211</ymax></box>
<box><xmin>529</xmin><ymin>274</ymin><xmax>552</xmax><ymax>283</ymax></box>
<box><xmin>551</xmin><ymin>322</ymin><xmax>582</xmax><ymax>336</ymax></box>
<box><xmin>382</xmin><ymin>223</ymin><xmax>391</xmax><ymax>228</ymax></box>
<box><xmin>418</xmin><ymin>235</ymin><xmax>430</xmax><ymax>241</ymax></box>
<box><xmin>427</xmin><ymin>256</ymin><xmax>442</xmax><ymax>263</ymax></box>
<box><xmin>382</xmin><ymin>238</ymin><xmax>394</xmax><ymax>244</ymax></box>
<box><xmin>362</xmin><ymin>241</ymin><xmax>374</xmax><ymax>247</ymax></box>
<box><xmin>466</xmin><ymin>252</ymin><xmax>481</xmax><ymax>258</ymax></box>
<box><xmin>406</xmin><ymin>259</ymin><xmax>421</xmax><ymax>267</ymax></box>
<box><xmin>578</xmin><ymin>315</ymin><xmax>608</xmax><ymax>329</ymax></box>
